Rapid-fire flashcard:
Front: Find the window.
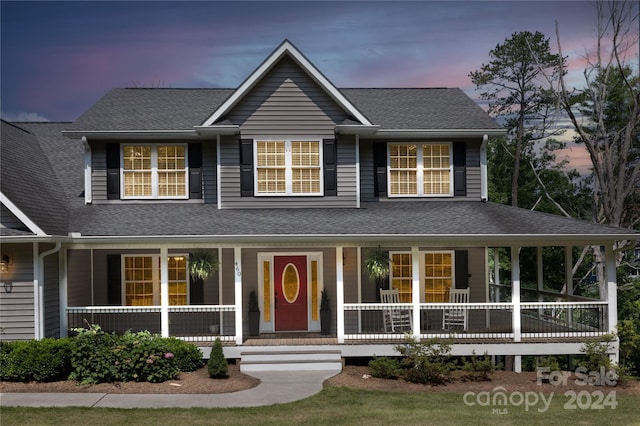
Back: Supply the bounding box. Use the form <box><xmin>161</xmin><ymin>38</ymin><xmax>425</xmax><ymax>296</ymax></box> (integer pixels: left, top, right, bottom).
<box><xmin>255</xmin><ymin>140</ymin><xmax>322</xmax><ymax>195</ymax></box>
<box><xmin>424</xmin><ymin>252</ymin><xmax>453</xmax><ymax>302</ymax></box>
<box><xmin>123</xmin><ymin>255</ymin><xmax>188</xmax><ymax>306</ymax></box>
<box><xmin>389</xmin><ymin>143</ymin><xmax>452</xmax><ymax>196</ymax></box>
<box><xmin>389</xmin><ymin>251</ymin><xmax>455</xmax><ymax>303</ymax></box>
<box><xmin>122</xmin><ymin>145</ymin><xmax>187</xmax><ymax>199</ymax></box>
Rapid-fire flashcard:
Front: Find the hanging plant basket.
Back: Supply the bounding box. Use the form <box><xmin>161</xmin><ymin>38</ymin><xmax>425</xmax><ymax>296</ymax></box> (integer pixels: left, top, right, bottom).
<box><xmin>364</xmin><ymin>247</ymin><xmax>390</xmax><ymax>283</ymax></box>
<box><xmin>189</xmin><ymin>250</ymin><xmax>219</xmax><ymax>280</ymax></box>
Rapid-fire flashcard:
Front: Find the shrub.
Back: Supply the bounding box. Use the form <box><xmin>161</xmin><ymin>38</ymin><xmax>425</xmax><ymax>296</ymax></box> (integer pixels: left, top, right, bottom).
<box><xmin>68</xmin><ymin>324</ymin><xmax>179</xmax><ymax>384</ymax></box>
<box><xmin>395</xmin><ymin>335</ymin><xmax>454</xmax><ymax>385</ymax></box>
<box><xmin>575</xmin><ymin>334</ymin><xmax>626</xmax><ymax>384</ymax></box>
<box><xmin>368</xmin><ymin>356</ymin><xmax>401</xmax><ymax>379</ymax></box>
<box><xmin>0</xmin><ymin>338</ymin><xmax>72</xmax><ymax>382</ymax></box>
<box><xmin>207</xmin><ymin>338</ymin><xmax>228</xmax><ymax>378</ymax></box>
<box><xmin>461</xmin><ymin>351</ymin><xmax>499</xmax><ymax>381</ymax></box>
<box><xmin>163</xmin><ymin>337</ymin><xmax>204</xmax><ymax>372</ymax></box>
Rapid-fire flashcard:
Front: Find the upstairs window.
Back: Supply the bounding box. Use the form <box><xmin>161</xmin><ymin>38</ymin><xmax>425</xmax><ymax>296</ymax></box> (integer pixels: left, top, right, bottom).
<box><xmin>388</xmin><ymin>143</ymin><xmax>453</xmax><ymax>197</ymax></box>
<box><xmin>255</xmin><ymin>140</ymin><xmax>322</xmax><ymax>195</ymax></box>
<box><xmin>122</xmin><ymin>145</ymin><xmax>187</xmax><ymax>199</ymax></box>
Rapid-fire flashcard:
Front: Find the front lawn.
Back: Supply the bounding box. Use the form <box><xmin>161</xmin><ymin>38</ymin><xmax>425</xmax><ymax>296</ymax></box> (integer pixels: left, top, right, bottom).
<box><xmin>2</xmin><ymin>387</ymin><xmax>637</xmax><ymax>425</ymax></box>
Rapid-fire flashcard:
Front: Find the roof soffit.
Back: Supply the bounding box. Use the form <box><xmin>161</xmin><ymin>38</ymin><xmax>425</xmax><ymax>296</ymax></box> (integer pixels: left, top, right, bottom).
<box><xmin>200</xmin><ymin>40</ymin><xmax>373</xmax><ymax>127</ymax></box>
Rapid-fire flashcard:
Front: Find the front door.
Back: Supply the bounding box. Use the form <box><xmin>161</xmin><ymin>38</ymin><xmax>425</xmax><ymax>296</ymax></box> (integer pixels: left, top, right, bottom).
<box><xmin>274</xmin><ymin>256</ymin><xmax>308</xmax><ymax>331</ymax></box>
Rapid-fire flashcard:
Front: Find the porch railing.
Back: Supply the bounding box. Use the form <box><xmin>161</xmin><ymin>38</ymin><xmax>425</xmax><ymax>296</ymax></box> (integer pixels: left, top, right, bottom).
<box><xmin>343</xmin><ymin>301</ymin><xmax>608</xmax><ymax>343</ymax></box>
<box><xmin>66</xmin><ymin>305</ymin><xmax>236</xmax><ymax>342</ymax></box>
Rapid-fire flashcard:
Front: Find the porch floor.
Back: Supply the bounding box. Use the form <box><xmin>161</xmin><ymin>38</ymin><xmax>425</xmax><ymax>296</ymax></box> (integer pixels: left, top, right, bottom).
<box><xmin>244</xmin><ymin>333</ymin><xmax>338</xmax><ymax>346</ymax></box>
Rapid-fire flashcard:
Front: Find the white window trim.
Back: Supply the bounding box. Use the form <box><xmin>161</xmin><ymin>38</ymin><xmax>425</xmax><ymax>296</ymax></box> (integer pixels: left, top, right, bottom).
<box><xmin>121</xmin><ymin>254</ymin><xmax>189</xmax><ymax>306</ymax></box>
<box><xmin>387</xmin><ymin>142</ymin><xmax>454</xmax><ymax>197</ymax></box>
<box><xmin>389</xmin><ymin>250</ymin><xmax>456</xmax><ymax>302</ymax></box>
<box><xmin>254</xmin><ymin>138</ymin><xmax>324</xmax><ymax>196</ymax></box>
<box><xmin>120</xmin><ymin>143</ymin><xmax>189</xmax><ymax>200</ymax></box>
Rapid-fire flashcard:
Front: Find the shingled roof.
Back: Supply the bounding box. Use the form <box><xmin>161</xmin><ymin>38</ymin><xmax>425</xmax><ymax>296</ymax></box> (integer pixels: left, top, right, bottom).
<box><xmin>0</xmin><ymin>120</ymin><xmax>70</xmax><ymax>236</ymax></box>
<box><xmin>67</xmin><ymin>87</ymin><xmax>502</xmax><ymax>132</ymax></box>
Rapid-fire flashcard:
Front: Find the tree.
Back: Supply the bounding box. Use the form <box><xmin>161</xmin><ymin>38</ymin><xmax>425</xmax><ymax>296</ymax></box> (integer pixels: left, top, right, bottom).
<box><xmin>549</xmin><ymin>1</ymin><xmax>639</xmax><ymax>295</ymax></box>
<box><xmin>470</xmin><ymin>31</ymin><xmax>562</xmax><ymax>207</ymax></box>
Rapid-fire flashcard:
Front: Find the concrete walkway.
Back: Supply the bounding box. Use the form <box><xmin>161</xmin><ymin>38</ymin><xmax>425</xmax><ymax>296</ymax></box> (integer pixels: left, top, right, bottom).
<box><xmin>0</xmin><ymin>370</ymin><xmax>341</xmax><ymax>409</ymax></box>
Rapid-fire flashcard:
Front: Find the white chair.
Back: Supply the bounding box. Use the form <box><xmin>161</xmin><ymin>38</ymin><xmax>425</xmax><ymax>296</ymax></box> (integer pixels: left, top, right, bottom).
<box><xmin>380</xmin><ymin>288</ymin><xmax>412</xmax><ymax>332</ymax></box>
<box><xmin>442</xmin><ymin>288</ymin><xmax>469</xmax><ymax>330</ymax></box>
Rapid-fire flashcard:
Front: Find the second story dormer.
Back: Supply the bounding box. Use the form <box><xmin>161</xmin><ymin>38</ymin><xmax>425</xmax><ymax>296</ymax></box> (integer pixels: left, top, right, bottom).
<box><xmin>64</xmin><ymin>40</ymin><xmax>504</xmax><ymax>208</ymax></box>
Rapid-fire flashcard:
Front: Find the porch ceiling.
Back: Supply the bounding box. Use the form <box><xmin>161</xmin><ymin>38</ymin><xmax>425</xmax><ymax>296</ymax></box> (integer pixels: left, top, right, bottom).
<box><xmin>64</xmin><ymin>201</ymin><xmax>637</xmax><ymax>246</ymax></box>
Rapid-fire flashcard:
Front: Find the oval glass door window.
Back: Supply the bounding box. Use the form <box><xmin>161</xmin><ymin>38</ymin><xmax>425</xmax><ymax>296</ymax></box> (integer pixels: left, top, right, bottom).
<box><xmin>282</xmin><ymin>263</ymin><xmax>300</xmax><ymax>303</ymax></box>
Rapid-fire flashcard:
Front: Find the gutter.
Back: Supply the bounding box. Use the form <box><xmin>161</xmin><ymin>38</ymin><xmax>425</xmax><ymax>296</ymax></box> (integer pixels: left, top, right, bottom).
<box><xmin>480</xmin><ymin>135</ymin><xmax>488</xmax><ymax>202</ymax></box>
<box><xmin>62</xmin><ymin>130</ymin><xmax>203</xmax><ymax>140</ymax></box>
<box><xmin>82</xmin><ymin>137</ymin><xmax>92</xmax><ymax>204</ymax></box>
<box><xmin>366</xmin><ymin>129</ymin><xmax>506</xmax><ymax>139</ymax></box>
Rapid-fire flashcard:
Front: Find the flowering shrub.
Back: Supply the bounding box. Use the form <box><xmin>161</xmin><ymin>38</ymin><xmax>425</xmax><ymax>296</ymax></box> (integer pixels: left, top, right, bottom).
<box><xmin>163</xmin><ymin>337</ymin><xmax>204</xmax><ymax>372</ymax></box>
<box><xmin>69</xmin><ymin>324</ymin><xmax>180</xmax><ymax>384</ymax></box>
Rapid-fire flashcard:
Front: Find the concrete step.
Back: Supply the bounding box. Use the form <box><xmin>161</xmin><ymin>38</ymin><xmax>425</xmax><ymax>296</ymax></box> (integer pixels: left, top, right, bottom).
<box><xmin>240</xmin><ymin>349</ymin><xmax>343</xmax><ymax>372</ymax></box>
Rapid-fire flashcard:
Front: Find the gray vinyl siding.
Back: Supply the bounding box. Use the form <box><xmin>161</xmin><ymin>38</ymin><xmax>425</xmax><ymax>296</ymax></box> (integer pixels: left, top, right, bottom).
<box><xmin>43</xmin><ymin>253</ymin><xmax>60</xmax><ymax>338</ymax></box>
<box><xmin>202</xmin><ymin>141</ymin><xmax>217</xmax><ymax>204</ymax></box>
<box><xmin>220</xmin><ymin>57</ymin><xmax>357</xmax><ymax>209</ymax></box>
<box><xmin>342</xmin><ymin>247</ymin><xmax>359</xmax><ymax>303</ymax></box>
<box><xmin>359</xmin><ymin>143</ymin><xmax>375</xmax><ymax>201</ymax></box>
<box><xmin>0</xmin><ymin>244</ymin><xmax>34</xmax><ymax>341</ymax></box>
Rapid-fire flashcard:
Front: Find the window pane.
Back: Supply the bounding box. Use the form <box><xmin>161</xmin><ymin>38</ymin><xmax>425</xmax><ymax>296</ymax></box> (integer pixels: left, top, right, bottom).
<box><xmin>124</xmin><ymin>256</ymin><xmax>154</xmax><ymax>306</ymax></box>
<box><xmin>390</xmin><ymin>144</ymin><xmax>417</xmax><ymax>169</ymax></box>
<box><xmin>158</xmin><ymin>171</ymin><xmax>186</xmax><ymax>197</ymax></box>
<box><xmin>423</xmin><ymin>144</ymin><xmax>451</xmax><ymax>195</ymax></box>
<box><xmin>424</xmin><ymin>252</ymin><xmax>453</xmax><ymax>303</ymax></box>
<box><xmin>424</xmin><ymin>170</ymin><xmax>451</xmax><ymax>195</ymax></box>
<box><xmin>158</xmin><ymin>146</ymin><xmax>185</xmax><ymax>170</ymax></box>
<box><xmin>257</xmin><ymin>141</ymin><xmax>285</xmax><ymax>167</ymax></box>
<box><xmin>390</xmin><ymin>170</ymin><xmax>417</xmax><ymax>195</ymax></box>
<box><xmin>124</xmin><ymin>172</ymin><xmax>152</xmax><ymax>196</ymax></box>
<box><xmin>292</xmin><ymin>168</ymin><xmax>320</xmax><ymax>193</ymax></box>
<box><xmin>257</xmin><ymin>168</ymin><xmax>286</xmax><ymax>193</ymax></box>
<box><xmin>291</xmin><ymin>141</ymin><xmax>320</xmax><ymax>167</ymax></box>
<box><xmin>123</xmin><ymin>146</ymin><xmax>151</xmax><ymax>170</ymax></box>
<box><xmin>391</xmin><ymin>253</ymin><xmax>412</xmax><ymax>303</ymax></box>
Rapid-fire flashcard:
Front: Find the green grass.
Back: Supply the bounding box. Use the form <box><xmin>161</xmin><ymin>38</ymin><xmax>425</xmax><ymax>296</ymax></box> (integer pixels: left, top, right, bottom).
<box><xmin>2</xmin><ymin>388</ymin><xmax>639</xmax><ymax>425</ymax></box>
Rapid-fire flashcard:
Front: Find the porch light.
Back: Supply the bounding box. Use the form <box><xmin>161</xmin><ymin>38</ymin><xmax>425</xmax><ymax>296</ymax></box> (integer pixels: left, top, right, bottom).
<box><xmin>0</xmin><ymin>255</ymin><xmax>9</xmax><ymax>273</ymax></box>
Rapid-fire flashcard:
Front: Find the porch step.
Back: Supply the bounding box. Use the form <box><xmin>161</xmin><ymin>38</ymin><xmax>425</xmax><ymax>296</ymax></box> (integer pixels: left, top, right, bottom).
<box><xmin>240</xmin><ymin>349</ymin><xmax>343</xmax><ymax>372</ymax></box>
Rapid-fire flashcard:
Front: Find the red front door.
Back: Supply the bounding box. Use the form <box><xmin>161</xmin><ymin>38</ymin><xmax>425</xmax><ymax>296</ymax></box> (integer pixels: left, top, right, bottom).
<box><xmin>274</xmin><ymin>256</ymin><xmax>308</xmax><ymax>331</ymax></box>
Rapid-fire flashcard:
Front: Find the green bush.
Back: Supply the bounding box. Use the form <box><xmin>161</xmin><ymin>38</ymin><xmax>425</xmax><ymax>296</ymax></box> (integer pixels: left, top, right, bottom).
<box><xmin>207</xmin><ymin>338</ymin><xmax>228</xmax><ymax>378</ymax></box>
<box><xmin>163</xmin><ymin>337</ymin><xmax>204</xmax><ymax>372</ymax></box>
<box><xmin>0</xmin><ymin>338</ymin><xmax>72</xmax><ymax>382</ymax></box>
<box><xmin>395</xmin><ymin>335</ymin><xmax>454</xmax><ymax>385</ymax></box>
<box><xmin>368</xmin><ymin>356</ymin><xmax>401</xmax><ymax>379</ymax></box>
<box><xmin>461</xmin><ymin>351</ymin><xmax>499</xmax><ymax>381</ymax></box>
<box><xmin>68</xmin><ymin>324</ymin><xmax>179</xmax><ymax>384</ymax></box>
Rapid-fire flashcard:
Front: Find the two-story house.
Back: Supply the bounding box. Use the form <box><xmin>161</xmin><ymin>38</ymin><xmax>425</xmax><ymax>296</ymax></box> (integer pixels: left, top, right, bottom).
<box><xmin>1</xmin><ymin>40</ymin><xmax>636</xmax><ymax>372</ymax></box>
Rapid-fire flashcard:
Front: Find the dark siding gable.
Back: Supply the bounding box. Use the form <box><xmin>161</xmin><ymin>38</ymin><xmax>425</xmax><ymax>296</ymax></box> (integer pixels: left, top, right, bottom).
<box><xmin>323</xmin><ymin>138</ymin><xmax>337</xmax><ymax>196</ymax></box>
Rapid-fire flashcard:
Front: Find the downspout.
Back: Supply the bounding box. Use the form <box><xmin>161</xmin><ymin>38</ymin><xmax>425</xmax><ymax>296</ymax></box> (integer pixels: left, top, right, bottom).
<box><xmin>480</xmin><ymin>135</ymin><xmax>488</xmax><ymax>202</ymax></box>
<box><xmin>82</xmin><ymin>137</ymin><xmax>92</xmax><ymax>204</ymax></box>
<box><xmin>37</xmin><ymin>241</ymin><xmax>61</xmax><ymax>339</ymax></box>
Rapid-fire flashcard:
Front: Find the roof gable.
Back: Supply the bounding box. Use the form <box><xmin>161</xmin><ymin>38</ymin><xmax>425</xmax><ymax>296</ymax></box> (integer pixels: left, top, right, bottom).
<box><xmin>200</xmin><ymin>40</ymin><xmax>372</xmax><ymax>127</ymax></box>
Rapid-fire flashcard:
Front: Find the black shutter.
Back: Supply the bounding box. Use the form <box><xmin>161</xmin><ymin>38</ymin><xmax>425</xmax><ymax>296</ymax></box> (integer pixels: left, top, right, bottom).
<box><xmin>453</xmin><ymin>142</ymin><xmax>467</xmax><ymax>197</ymax></box>
<box><xmin>323</xmin><ymin>138</ymin><xmax>337</xmax><ymax>196</ymax></box>
<box><xmin>188</xmin><ymin>143</ymin><xmax>202</xmax><ymax>199</ymax></box>
<box><xmin>106</xmin><ymin>143</ymin><xmax>120</xmax><ymax>200</ymax></box>
<box><xmin>107</xmin><ymin>254</ymin><xmax>121</xmax><ymax>305</ymax></box>
<box><xmin>239</xmin><ymin>138</ymin><xmax>254</xmax><ymax>197</ymax></box>
<box><xmin>455</xmin><ymin>250</ymin><xmax>469</xmax><ymax>289</ymax></box>
<box><xmin>373</xmin><ymin>143</ymin><xmax>387</xmax><ymax>197</ymax></box>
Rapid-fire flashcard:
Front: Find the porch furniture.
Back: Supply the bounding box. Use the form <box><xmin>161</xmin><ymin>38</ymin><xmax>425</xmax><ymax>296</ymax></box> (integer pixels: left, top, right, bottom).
<box><xmin>380</xmin><ymin>289</ymin><xmax>412</xmax><ymax>333</ymax></box>
<box><xmin>443</xmin><ymin>288</ymin><xmax>469</xmax><ymax>330</ymax></box>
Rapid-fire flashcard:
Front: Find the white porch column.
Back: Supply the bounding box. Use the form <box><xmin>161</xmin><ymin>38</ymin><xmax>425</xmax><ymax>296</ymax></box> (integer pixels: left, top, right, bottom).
<box><xmin>234</xmin><ymin>247</ymin><xmax>243</xmax><ymax>345</ymax></box>
<box><xmin>511</xmin><ymin>246</ymin><xmax>521</xmax><ymax>343</ymax></box>
<box><xmin>605</xmin><ymin>243</ymin><xmax>618</xmax><ymax>335</ymax></box>
<box><xmin>33</xmin><ymin>242</ymin><xmax>40</xmax><ymax>339</ymax></box>
<box><xmin>59</xmin><ymin>248</ymin><xmax>68</xmax><ymax>338</ymax></box>
<box><xmin>493</xmin><ymin>248</ymin><xmax>500</xmax><ymax>302</ymax></box>
<box><xmin>336</xmin><ymin>246</ymin><xmax>345</xmax><ymax>344</ymax></box>
<box><xmin>536</xmin><ymin>247</ymin><xmax>543</xmax><ymax>299</ymax></box>
<box><xmin>160</xmin><ymin>247</ymin><xmax>169</xmax><ymax>337</ymax></box>
<box><xmin>411</xmin><ymin>246</ymin><xmax>421</xmax><ymax>338</ymax></box>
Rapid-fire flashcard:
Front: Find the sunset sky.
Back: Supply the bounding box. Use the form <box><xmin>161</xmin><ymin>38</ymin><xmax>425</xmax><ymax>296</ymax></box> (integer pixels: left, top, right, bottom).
<box><xmin>0</xmin><ymin>1</ymin><xmax>619</xmax><ymax>173</ymax></box>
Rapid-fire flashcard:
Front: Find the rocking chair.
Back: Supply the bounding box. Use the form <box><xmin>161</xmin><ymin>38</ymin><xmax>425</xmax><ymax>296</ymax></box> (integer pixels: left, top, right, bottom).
<box><xmin>380</xmin><ymin>289</ymin><xmax>412</xmax><ymax>333</ymax></box>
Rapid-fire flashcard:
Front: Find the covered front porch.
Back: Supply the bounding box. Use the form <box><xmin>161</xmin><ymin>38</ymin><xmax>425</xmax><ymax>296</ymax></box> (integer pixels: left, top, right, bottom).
<box><xmin>62</xmin><ymin>239</ymin><xmax>619</xmax><ymax>370</ymax></box>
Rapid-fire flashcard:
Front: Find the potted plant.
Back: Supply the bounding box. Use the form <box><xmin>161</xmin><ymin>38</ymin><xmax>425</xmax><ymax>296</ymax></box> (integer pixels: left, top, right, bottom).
<box><xmin>189</xmin><ymin>250</ymin><xmax>219</xmax><ymax>281</ymax></box>
<box><xmin>364</xmin><ymin>247</ymin><xmax>390</xmax><ymax>301</ymax></box>
<box><xmin>248</xmin><ymin>290</ymin><xmax>260</xmax><ymax>337</ymax></box>
<box><xmin>320</xmin><ymin>289</ymin><xmax>331</xmax><ymax>335</ymax></box>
